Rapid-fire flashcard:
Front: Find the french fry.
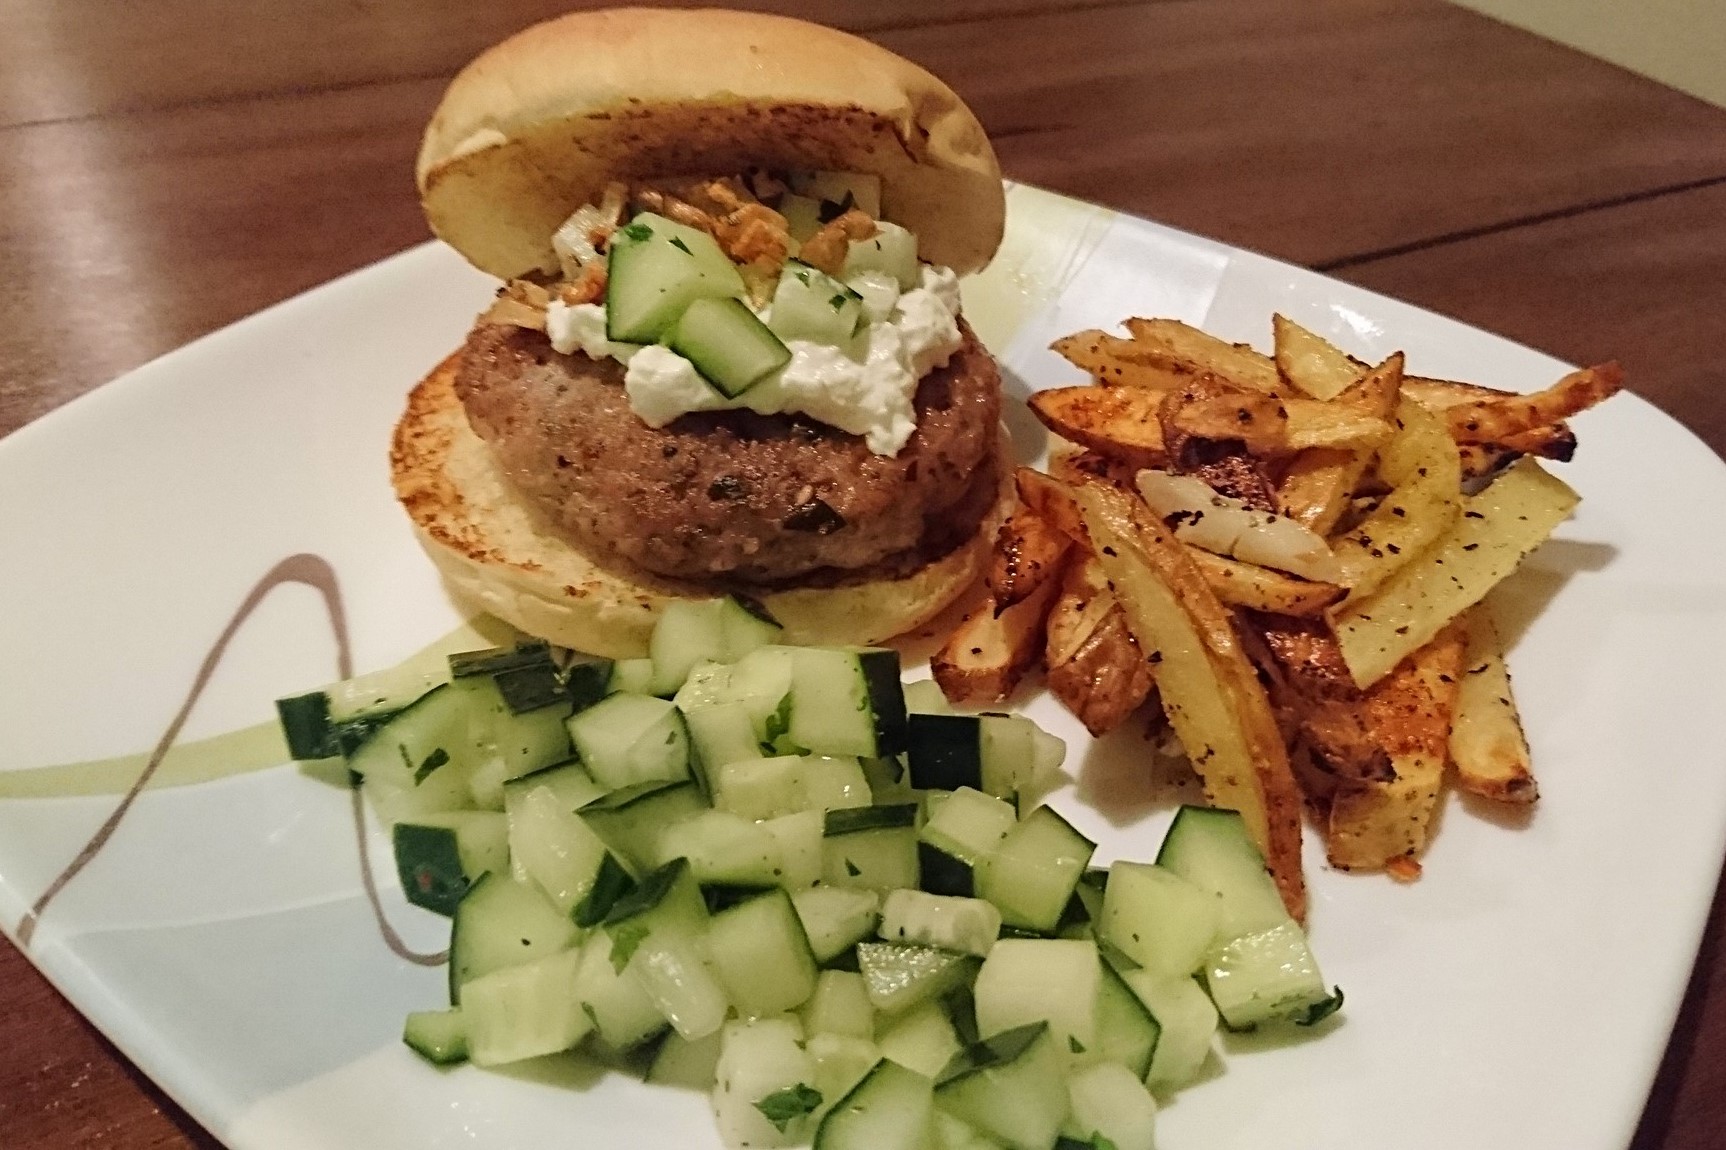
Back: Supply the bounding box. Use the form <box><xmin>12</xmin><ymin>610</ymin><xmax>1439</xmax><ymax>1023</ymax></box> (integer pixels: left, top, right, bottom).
<box><xmin>1330</xmin><ymin>397</ymin><xmax>1464</xmax><ymax>600</ymax></box>
<box><xmin>1046</xmin><ymin>449</ymin><xmax>1140</xmax><ymax>490</ymax></box>
<box><xmin>1326</xmin><ymin>622</ymin><xmax>1468</xmax><ymax>870</ymax></box>
<box><xmin>1185</xmin><ymin>549</ymin><xmax>1345</xmax><ymax>617</ymax></box>
<box><xmin>1016</xmin><ymin>466</ymin><xmax>1089</xmax><ymax>544</ymax></box>
<box><xmin>1161</xmin><ymin>392</ymin><xmax>1395</xmax><ymax>455</ymax></box>
<box><xmin>1076</xmin><ymin>481</ymin><xmax>1307</xmax><ymax>920</ymax></box>
<box><xmin>1273</xmin><ymin>314</ymin><xmax>1365</xmax><ymax>401</ymax></box>
<box><xmin>1445</xmin><ymin>362</ymin><xmax>1623</xmax><ymax>444</ymax></box>
<box><xmin>1050</xmin><ymin>330</ymin><xmax>1193</xmax><ymax>389</ymax></box>
<box><xmin>1332</xmin><ymin>458</ymin><xmax>1580</xmax><ymax>689</ymax></box>
<box><xmin>1121</xmin><ymin>318</ymin><xmax>1284</xmax><ymax>395</ymax></box>
<box><xmin>1029</xmin><ymin>386</ymin><xmax>1170</xmax><ymax>469</ymax></box>
<box><xmin>987</xmin><ymin>510</ymin><xmax>1074</xmax><ymax>615</ymax></box>
<box><xmin>931</xmin><ymin>576</ymin><xmax>1063</xmax><ymax>705</ymax></box>
<box><xmin>1045</xmin><ymin>554</ymin><xmax>1156</xmax><ymax>736</ymax></box>
<box><xmin>1450</xmin><ymin>605</ymin><xmax>1537</xmax><ymax>803</ymax></box>
<box><xmin>1278</xmin><ymin>448</ymin><xmax>1369</xmax><ymax>533</ymax></box>
<box><xmin>1253</xmin><ymin>615</ymin><xmax>1392</xmax><ymax>784</ymax></box>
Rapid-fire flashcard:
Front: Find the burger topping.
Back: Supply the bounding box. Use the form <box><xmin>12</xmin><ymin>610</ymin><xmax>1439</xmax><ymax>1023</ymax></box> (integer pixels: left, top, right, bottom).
<box><xmin>529</xmin><ymin>176</ymin><xmax>965</xmax><ymax>458</ymax></box>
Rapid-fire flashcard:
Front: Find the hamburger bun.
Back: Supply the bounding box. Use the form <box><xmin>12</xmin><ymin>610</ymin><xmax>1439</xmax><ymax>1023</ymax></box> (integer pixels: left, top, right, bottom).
<box><xmin>418</xmin><ymin>7</ymin><xmax>1004</xmax><ymax>281</ymax></box>
<box><xmin>392</xmin><ymin>354</ymin><xmax>1006</xmax><ymax>659</ymax></box>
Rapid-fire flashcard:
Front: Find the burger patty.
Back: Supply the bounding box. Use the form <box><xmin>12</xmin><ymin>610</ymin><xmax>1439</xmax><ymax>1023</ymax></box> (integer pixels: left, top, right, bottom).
<box><xmin>454</xmin><ymin>320</ymin><xmax>1003</xmax><ymax>583</ymax></box>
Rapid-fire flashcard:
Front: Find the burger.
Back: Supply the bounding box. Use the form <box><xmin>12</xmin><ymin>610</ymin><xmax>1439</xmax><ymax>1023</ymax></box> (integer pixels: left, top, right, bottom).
<box><xmin>392</xmin><ymin>7</ymin><xmax>1010</xmax><ymax>658</ymax></box>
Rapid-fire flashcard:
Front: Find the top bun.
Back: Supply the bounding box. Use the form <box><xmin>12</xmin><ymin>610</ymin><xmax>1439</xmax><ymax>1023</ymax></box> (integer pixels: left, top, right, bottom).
<box><xmin>418</xmin><ymin>7</ymin><xmax>1005</xmax><ymax>280</ymax></box>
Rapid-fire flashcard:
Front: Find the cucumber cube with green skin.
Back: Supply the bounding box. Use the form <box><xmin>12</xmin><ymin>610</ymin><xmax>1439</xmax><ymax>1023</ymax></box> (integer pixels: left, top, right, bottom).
<box><xmin>1100</xmin><ymin>862</ymin><xmax>1220</xmax><ymax>979</ymax></box>
<box><xmin>921</xmin><ymin>787</ymin><xmax>1017</xmax><ymax>864</ymax></box>
<box><xmin>572</xmin><ymin>930</ymin><xmax>668</xmax><ymax>1052</ymax></box>
<box><xmin>933</xmin><ymin>1022</ymin><xmax>1071</xmax><ymax>1150</ymax></box>
<box><xmin>646</xmin><ymin>1026</ymin><xmax>724</xmax><ymax>1090</ymax></box>
<box><xmin>706</xmin><ymin>889</ymin><xmax>820</xmax><ymax>1017</ymax></box>
<box><xmin>393</xmin><ymin>810</ymin><xmax>508</xmax><ymax>916</ymax></box>
<box><xmin>813</xmin><ymin>1057</ymin><xmax>934</xmax><ymax>1150</ymax></box>
<box><xmin>651</xmin><ymin>599</ymin><xmax>730</xmax><ymax>692</ymax></box>
<box><xmin>448</xmin><ymin>873</ymin><xmax>580</xmax><ymax>1005</ymax></box>
<box><xmin>578</xmin><ymin>780</ymin><xmax>707</xmax><ymax>875</ymax></box>
<box><xmin>1113</xmin><ymin>967</ymin><xmax>1218</xmax><ymax>1094</ymax></box>
<box><xmin>791</xmin><ymin>886</ymin><xmax>882</xmax><ymax>964</ymax></box>
<box><xmin>1091</xmin><ymin>959</ymin><xmax>1160</xmax><ymax>1080</ymax></box>
<box><xmin>879</xmin><ymin>890</ymin><xmax>1002</xmax><ymax>958</ymax></box>
<box><xmin>605</xmin><ymin>212</ymin><xmax>746</xmax><ymax>343</ymax></box>
<box><xmin>566</xmin><ymin>693</ymin><xmax>692</xmax><ymax>791</ymax></box>
<box><xmin>973</xmin><ymin>938</ymin><xmax>1100</xmax><ymax>1061</ymax></box>
<box><xmin>603</xmin><ymin>859</ymin><xmax>730</xmax><ymax>1040</ymax></box>
<box><xmin>713</xmin><ymin>1017</ymin><xmax>819</xmax><ymax>1148</ymax></box>
<box><xmin>856</xmin><ymin>942</ymin><xmax>979</xmax><ymax>1014</ymax></box>
<box><xmin>670</xmin><ymin>297</ymin><xmax>792</xmax><ymax>398</ymax></box>
<box><xmin>975</xmin><ymin>805</ymin><xmax>1096</xmax><ymax>934</ymax></box>
<box><xmin>768</xmin><ymin>260</ymin><xmax>864</xmax><ymax>346</ymax></box>
<box><xmin>801</xmin><ymin>970</ymin><xmax>875</xmax><ymax>1039</ymax></box>
<box><xmin>504</xmin><ymin>782</ymin><xmax>614</xmax><ymax>916</ymax></box>
<box><xmin>462</xmin><ymin>947</ymin><xmax>591</xmax><ymax>1067</ymax></box>
<box><xmin>1064</xmin><ymin>1062</ymin><xmax>1157</xmax><ymax>1150</ymax></box>
<box><xmin>877</xmin><ymin>997</ymin><xmax>963</xmax><ymax>1079</ymax></box>
<box><xmin>402</xmin><ymin>1008</ymin><xmax>468</xmax><ymax>1065</ymax></box>
<box><xmin>790</xmin><ymin>647</ymin><xmax>908</xmax><ymax>759</ymax></box>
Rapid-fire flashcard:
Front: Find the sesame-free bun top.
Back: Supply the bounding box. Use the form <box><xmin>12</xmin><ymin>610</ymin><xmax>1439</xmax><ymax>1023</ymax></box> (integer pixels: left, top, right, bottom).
<box><xmin>417</xmin><ymin>7</ymin><xmax>1005</xmax><ymax>280</ymax></box>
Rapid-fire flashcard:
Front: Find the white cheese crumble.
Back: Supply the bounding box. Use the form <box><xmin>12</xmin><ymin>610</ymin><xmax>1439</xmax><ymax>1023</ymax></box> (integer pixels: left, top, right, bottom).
<box><xmin>542</xmin><ymin>262</ymin><xmax>966</xmax><ymax>457</ymax></box>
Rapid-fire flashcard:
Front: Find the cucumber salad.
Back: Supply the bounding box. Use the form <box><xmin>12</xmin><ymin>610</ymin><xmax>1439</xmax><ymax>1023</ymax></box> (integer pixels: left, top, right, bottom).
<box><xmin>277</xmin><ymin>597</ymin><xmax>1341</xmax><ymax>1150</ymax></box>
<box><xmin>538</xmin><ymin>171</ymin><xmax>964</xmax><ymax>456</ymax></box>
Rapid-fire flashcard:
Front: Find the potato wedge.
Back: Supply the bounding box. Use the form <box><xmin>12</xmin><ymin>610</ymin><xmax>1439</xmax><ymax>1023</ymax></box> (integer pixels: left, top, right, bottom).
<box><xmin>1277</xmin><ymin>447</ymin><xmax>1371</xmax><ymax>533</ymax></box>
<box><xmin>1121</xmin><ymin>318</ymin><xmax>1283</xmax><ymax>395</ymax></box>
<box><xmin>1327</xmin><ymin>622</ymin><xmax>1468</xmax><ymax>870</ymax></box>
<box><xmin>1045</xmin><ymin>555</ymin><xmax>1156</xmax><ymax>736</ymax></box>
<box><xmin>1450</xmin><ymin>605</ymin><xmax>1537</xmax><ymax>803</ymax></box>
<box><xmin>1076</xmin><ymin>482</ymin><xmax>1307</xmax><ymax>919</ymax></box>
<box><xmin>1445</xmin><ymin>362</ymin><xmax>1623</xmax><ymax>445</ymax></box>
<box><xmin>1252</xmin><ymin>614</ymin><xmax>1391</xmax><ymax>784</ymax></box>
<box><xmin>1029</xmin><ymin>386</ymin><xmax>1170</xmax><ymax>469</ymax></box>
<box><xmin>931</xmin><ymin>575</ymin><xmax>1063</xmax><ymax>705</ymax></box>
<box><xmin>1332</xmin><ymin>458</ymin><xmax>1579</xmax><ymax>688</ymax></box>
<box><xmin>1273</xmin><ymin>314</ymin><xmax>1364</xmax><ymax>401</ymax></box>
<box><xmin>1161</xmin><ymin>392</ymin><xmax>1395</xmax><ymax>456</ymax></box>
<box><xmin>1330</xmin><ymin>397</ymin><xmax>1464</xmax><ymax>600</ymax></box>
<box><xmin>1188</xmin><ymin>550</ymin><xmax>1345</xmax><ymax>616</ymax></box>
<box><xmin>987</xmin><ymin>510</ymin><xmax>1075</xmax><ymax>615</ymax></box>
<box><xmin>1046</xmin><ymin>448</ymin><xmax>1140</xmax><ymax>490</ymax></box>
<box><xmin>1051</xmin><ymin>330</ymin><xmax>1194</xmax><ymax>389</ymax></box>
<box><xmin>1016</xmin><ymin>466</ymin><xmax>1090</xmax><ymax>544</ymax></box>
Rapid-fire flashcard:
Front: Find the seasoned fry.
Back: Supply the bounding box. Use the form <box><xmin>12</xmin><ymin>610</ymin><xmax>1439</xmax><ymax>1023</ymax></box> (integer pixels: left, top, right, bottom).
<box><xmin>1278</xmin><ymin>448</ymin><xmax>1371</xmax><ymax>533</ymax></box>
<box><xmin>1161</xmin><ymin>392</ymin><xmax>1395</xmax><ymax>456</ymax></box>
<box><xmin>931</xmin><ymin>576</ymin><xmax>1063</xmax><ymax>705</ymax></box>
<box><xmin>1332</xmin><ymin>458</ymin><xmax>1580</xmax><ymax>688</ymax></box>
<box><xmin>1047</xmin><ymin>449</ymin><xmax>1140</xmax><ymax>490</ymax></box>
<box><xmin>1045</xmin><ymin>554</ymin><xmax>1156</xmax><ymax>736</ymax></box>
<box><xmin>987</xmin><ymin>511</ymin><xmax>1074</xmax><ymax>615</ymax></box>
<box><xmin>1334</xmin><ymin>353</ymin><xmax>1405</xmax><ymax>419</ymax></box>
<box><xmin>1330</xmin><ymin>398</ymin><xmax>1464</xmax><ymax>600</ymax></box>
<box><xmin>1016</xmin><ymin>466</ymin><xmax>1089</xmax><ymax>544</ymax></box>
<box><xmin>1076</xmin><ymin>482</ymin><xmax>1307</xmax><ymax>920</ymax></box>
<box><xmin>1189</xmin><ymin>550</ymin><xmax>1345</xmax><ymax>616</ymax></box>
<box><xmin>1273</xmin><ymin>314</ymin><xmax>1364</xmax><ymax>401</ymax></box>
<box><xmin>1327</xmin><ymin>622</ymin><xmax>1468</xmax><ymax>870</ymax></box>
<box><xmin>1450</xmin><ymin>605</ymin><xmax>1537</xmax><ymax>803</ymax></box>
<box><xmin>1122</xmin><ymin>318</ymin><xmax>1284</xmax><ymax>395</ymax></box>
<box><xmin>1028</xmin><ymin>386</ymin><xmax>1170</xmax><ymax>469</ymax></box>
<box><xmin>1445</xmin><ymin>362</ymin><xmax>1624</xmax><ymax>444</ymax></box>
<box><xmin>1253</xmin><ymin>614</ymin><xmax>1392</xmax><ymax>784</ymax></box>
<box><xmin>1050</xmin><ymin>330</ymin><xmax>1194</xmax><ymax>390</ymax></box>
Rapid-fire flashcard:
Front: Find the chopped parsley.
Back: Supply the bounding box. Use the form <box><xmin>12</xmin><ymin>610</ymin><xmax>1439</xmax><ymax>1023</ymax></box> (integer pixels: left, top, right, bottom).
<box><xmin>620</xmin><ymin>221</ymin><xmax>654</xmax><ymax>243</ymax></box>
<box><xmin>608</xmin><ymin>921</ymin><xmax>650</xmax><ymax>973</ymax></box>
<box><xmin>669</xmin><ymin>235</ymin><xmax>692</xmax><ymax>255</ymax></box>
<box><xmin>754</xmin><ymin>1083</ymin><xmax>823</xmax><ymax>1132</ymax></box>
<box><xmin>412</xmin><ymin>747</ymin><xmax>450</xmax><ymax>785</ymax></box>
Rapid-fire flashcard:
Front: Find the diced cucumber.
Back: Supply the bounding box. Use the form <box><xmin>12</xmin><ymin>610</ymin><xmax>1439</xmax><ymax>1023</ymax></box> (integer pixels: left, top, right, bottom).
<box><xmin>392</xmin><ymin>810</ymin><xmax>508</xmax><ymax>916</ymax></box>
<box><xmin>1093</xmin><ymin>959</ymin><xmax>1159</xmax><ymax>1080</ymax></box>
<box><xmin>975</xmin><ymin>806</ymin><xmax>1095</xmax><ymax>934</ymax></box>
<box><xmin>651</xmin><ymin>599</ymin><xmax>730</xmax><ymax>691</ymax></box>
<box><xmin>1205</xmin><ymin>920</ymin><xmax>1330</xmax><ymax>1030</ymax></box>
<box><xmin>402</xmin><ymin>1007</ymin><xmax>468</xmax><ymax>1065</ymax></box>
<box><xmin>276</xmin><ymin>661</ymin><xmax>446</xmax><ymax>760</ymax></box>
<box><xmin>713</xmin><ymin>755</ymin><xmax>807</xmax><ymax>820</ymax></box>
<box><xmin>719</xmin><ymin>595</ymin><xmax>785</xmax><ymax>660</ymax></box>
<box><xmin>762</xmin><ymin>810</ymin><xmax>825</xmax><ymax>889</ymax></box>
<box><xmin>807</xmin><ymin>1033</ymin><xmax>881</xmax><ymax>1123</ymax></box>
<box><xmin>572</xmin><ymin>929</ymin><xmax>668</xmax><ymax>1051</ymax></box>
<box><xmin>502</xmin><ymin>759</ymin><xmax>606</xmax><ymax>814</ymax></box>
<box><xmin>792</xmin><ymin>886</ymin><xmax>882</xmax><ymax>965</ymax></box>
<box><xmin>454</xmin><ymin>674</ymin><xmax>575</xmax><ymax>810</ymax></box>
<box><xmin>448</xmin><ymin>873</ymin><xmax>579</xmax><ymax>1005</ymax></box>
<box><xmin>902</xmin><ymin>678</ymin><xmax>953</xmax><ymax>715</ymax></box>
<box><xmin>670</xmin><ymin>296</ymin><xmax>791</xmax><ymax>397</ymax></box>
<box><xmin>608</xmin><ymin>657</ymin><xmax>662</xmax><ymax>696</ymax></box>
<box><xmin>1155</xmin><ymin>806</ymin><xmax>1288</xmax><ymax>938</ymax></box>
<box><xmin>1064</xmin><ymin>1062</ymin><xmax>1157</xmax><ymax>1150</ymax></box>
<box><xmin>878</xmin><ymin>997</ymin><xmax>963</xmax><ymax>1078</ymax></box>
<box><xmin>860</xmin><ymin>755</ymin><xmax>914</xmax><ymax>805</ymax></box>
<box><xmin>727</xmin><ymin>645</ymin><xmax>797</xmax><ymax>739</ymax></box>
<box><xmin>841</xmin><ymin>221</ymin><xmax>919</xmax><ymax>290</ymax></box>
<box><xmin>448</xmin><ymin>640</ymin><xmax>561</xmax><ymax>713</ymax></box>
<box><xmin>789</xmin><ymin>170</ymin><xmax>883</xmax><ymax>219</ymax></box>
<box><xmin>802</xmin><ymin>969</ymin><xmax>875</xmax><ymax>1039</ymax></box>
<box><xmin>566</xmin><ymin>693</ymin><xmax>691</xmax><ymax>791</ymax></box>
<box><xmin>563</xmin><ymin>654</ymin><xmax>615</xmax><ymax>712</ymax></box>
<box><xmin>505</xmin><ymin>782</ymin><xmax>614</xmax><ymax>916</ymax></box>
<box><xmin>706</xmin><ymin>888</ymin><xmax>821</xmax><ymax>1017</ymax></box>
<box><xmin>606</xmin><ymin>212</ymin><xmax>746</xmax><ymax>343</ymax></box>
<box><xmin>973</xmin><ymin>939</ymin><xmax>1099</xmax><ymax>1060</ymax></box>
<box><xmin>603</xmin><ymin>859</ymin><xmax>730</xmax><ymax>1039</ymax></box>
<box><xmin>685</xmin><ymin>701</ymin><xmax>762</xmax><ymax>788</ymax></box>
<box><xmin>673</xmin><ymin>660</ymin><xmax>734</xmax><ymax>715</ymax></box>
<box><xmin>934</xmin><ymin>1023</ymin><xmax>1070</xmax><ymax>1150</ymax></box>
<box><xmin>790</xmin><ymin>647</ymin><xmax>908</xmax><ymax>759</ymax></box>
<box><xmin>646</xmin><ymin>1026</ymin><xmax>724</xmax><ymax>1090</ymax></box>
<box><xmin>779</xmin><ymin>192</ymin><xmax>824</xmax><ymax>243</ymax></box>
<box><xmin>932</xmin><ymin>1111</ymin><xmax>1007</xmax><ymax>1150</ymax></box>
<box><xmin>714</xmin><ymin>1016</ymin><xmax>820</xmax><ymax>1148</ymax></box>
<box><xmin>813</xmin><ymin>1057</ymin><xmax>934</xmax><ymax>1150</ymax></box>
<box><xmin>856</xmin><ymin>942</ymin><xmax>979</xmax><ymax>1015</ymax></box>
<box><xmin>823</xmin><ymin>806</ymin><xmax>919</xmax><ymax>892</ymax></box>
<box><xmin>461</xmin><ymin>946</ymin><xmax>589</xmax><ymax>1066</ymax></box>
<box><xmin>921</xmin><ymin>787</ymin><xmax>1017</xmax><ymax>864</ymax></box>
<box><xmin>846</xmin><ymin>270</ymin><xmax>901</xmax><ymax>326</ymax></box>
<box><xmin>768</xmin><ymin>260</ymin><xmax>864</xmax><ymax>346</ymax></box>
<box><xmin>655</xmin><ymin>809</ymin><xmax>783</xmax><ymax>887</ymax></box>
<box><xmin>1100</xmin><ymin>862</ymin><xmax>1219</xmax><ymax>980</ymax></box>
<box><xmin>579</xmin><ymin>780</ymin><xmax>708</xmax><ymax>874</ymax></box>
<box><xmin>801</xmin><ymin>756</ymin><xmax>874</xmax><ymax>813</ymax></box>
<box><xmin>880</xmin><ymin>890</ymin><xmax>1001</xmax><ymax>958</ymax></box>
<box><xmin>349</xmin><ymin>684</ymin><xmax>476</xmax><ymax>825</ymax></box>
<box><xmin>908</xmin><ymin>714</ymin><xmax>1060</xmax><ymax>801</ymax></box>
<box><xmin>1114</xmin><ymin>969</ymin><xmax>1218</xmax><ymax>1094</ymax></box>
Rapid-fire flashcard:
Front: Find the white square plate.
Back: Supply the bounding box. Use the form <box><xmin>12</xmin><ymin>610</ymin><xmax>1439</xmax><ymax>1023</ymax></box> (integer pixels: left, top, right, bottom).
<box><xmin>3</xmin><ymin>184</ymin><xmax>1722</xmax><ymax>1150</ymax></box>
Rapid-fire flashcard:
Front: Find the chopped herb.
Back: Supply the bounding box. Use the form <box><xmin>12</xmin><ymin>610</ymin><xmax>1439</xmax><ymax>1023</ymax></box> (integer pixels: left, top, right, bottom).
<box><xmin>669</xmin><ymin>236</ymin><xmax>692</xmax><ymax>255</ymax></box>
<box><xmin>829</xmin><ymin>293</ymin><xmax>849</xmax><ymax>311</ymax></box>
<box><xmin>845</xmin><ymin>859</ymin><xmax>862</xmax><ymax>878</ymax></box>
<box><xmin>581</xmin><ymin>1002</ymin><xmax>601</xmax><ymax>1031</ymax></box>
<box><xmin>413</xmin><ymin>747</ymin><xmax>450</xmax><ymax>785</ymax></box>
<box><xmin>1068</xmin><ymin>1034</ymin><xmax>1087</xmax><ymax>1054</ymax></box>
<box><xmin>620</xmin><ymin>221</ymin><xmax>653</xmax><ymax>243</ymax></box>
<box><xmin>609</xmin><ymin>921</ymin><xmax>650</xmax><ymax>972</ymax></box>
<box><xmin>754</xmin><ymin>1083</ymin><xmax>823</xmax><ymax>1133</ymax></box>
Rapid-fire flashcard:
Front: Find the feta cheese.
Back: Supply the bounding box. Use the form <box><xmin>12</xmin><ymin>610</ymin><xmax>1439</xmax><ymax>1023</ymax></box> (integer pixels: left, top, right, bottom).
<box><xmin>545</xmin><ymin>301</ymin><xmax>641</xmax><ymax>363</ymax></box>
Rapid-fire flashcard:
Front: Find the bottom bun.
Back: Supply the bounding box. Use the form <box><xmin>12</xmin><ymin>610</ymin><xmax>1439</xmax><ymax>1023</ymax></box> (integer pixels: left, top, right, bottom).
<box><xmin>391</xmin><ymin>352</ymin><xmax>1008</xmax><ymax>659</ymax></box>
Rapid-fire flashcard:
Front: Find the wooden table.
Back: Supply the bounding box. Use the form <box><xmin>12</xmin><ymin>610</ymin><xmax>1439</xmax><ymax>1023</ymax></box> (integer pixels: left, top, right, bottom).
<box><xmin>2</xmin><ymin>1</ymin><xmax>1723</xmax><ymax>1146</ymax></box>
